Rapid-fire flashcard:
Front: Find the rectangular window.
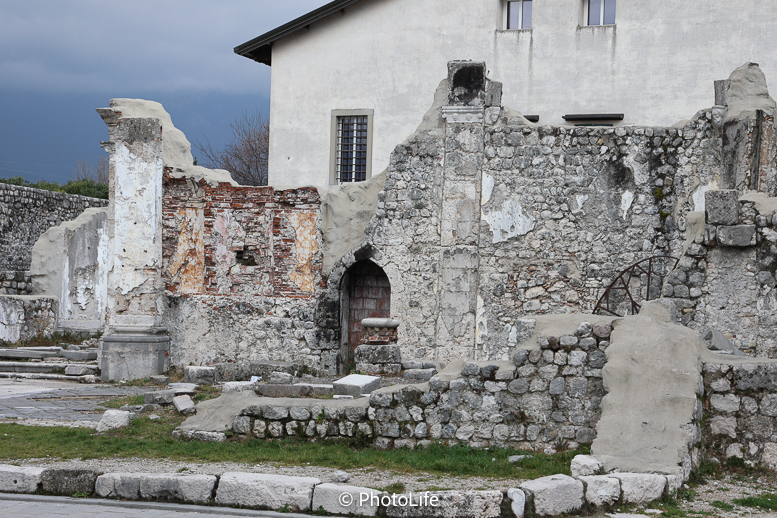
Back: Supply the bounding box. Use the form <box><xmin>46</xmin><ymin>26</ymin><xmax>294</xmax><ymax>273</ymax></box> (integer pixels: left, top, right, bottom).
<box><xmin>587</xmin><ymin>0</ymin><xmax>615</xmax><ymax>26</ymax></box>
<box><xmin>330</xmin><ymin>110</ymin><xmax>373</xmax><ymax>185</ymax></box>
<box><xmin>506</xmin><ymin>0</ymin><xmax>532</xmax><ymax>29</ymax></box>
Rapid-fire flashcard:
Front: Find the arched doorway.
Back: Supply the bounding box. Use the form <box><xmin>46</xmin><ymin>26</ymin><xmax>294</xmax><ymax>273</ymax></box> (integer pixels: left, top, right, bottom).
<box><xmin>340</xmin><ymin>260</ymin><xmax>391</xmax><ymax>370</ymax></box>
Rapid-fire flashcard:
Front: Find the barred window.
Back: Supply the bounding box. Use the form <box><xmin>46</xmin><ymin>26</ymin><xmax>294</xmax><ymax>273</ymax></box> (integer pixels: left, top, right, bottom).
<box><xmin>336</xmin><ymin>116</ymin><xmax>369</xmax><ymax>183</ymax></box>
<box><xmin>330</xmin><ymin>109</ymin><xmax>373</xmax><ymax>185</ymax></box>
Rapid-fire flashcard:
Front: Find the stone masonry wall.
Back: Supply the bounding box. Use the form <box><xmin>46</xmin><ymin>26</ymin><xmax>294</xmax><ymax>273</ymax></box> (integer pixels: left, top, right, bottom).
<box><xmin>702</xmin><ymin>360</ymin><xmax>777</xmax><ymax>468</ymax></box>
<box><xmin>0</xmin><ymin>183</ymin><xmax>107</xmax><ymax>271</ymax></box>
<box><xmin>230</xmin><ymin>323</ymin><xmax>612</xmax><ymax>452</ymax></box>
<box><xmin>161</xmin><ymin>173</ymin><xmax>334</xmax><ymax>372</ymax></box>
<box><xmin>0</xmin><ymin>271</ymin><xmax>32</xmax><ymax>296</ymax></box>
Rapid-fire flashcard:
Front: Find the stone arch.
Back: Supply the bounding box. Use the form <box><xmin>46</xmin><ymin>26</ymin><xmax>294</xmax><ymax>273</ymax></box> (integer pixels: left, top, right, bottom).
<box><xmin>339</xmin><ymin>258</ymin><xmax>392</xmax><ymax>370</ymax></box>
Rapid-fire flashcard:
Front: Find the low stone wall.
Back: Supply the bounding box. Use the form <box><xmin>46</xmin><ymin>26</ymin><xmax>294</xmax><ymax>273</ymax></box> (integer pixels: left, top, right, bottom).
<box><xmin>0</xmin><ymin>183</ymin><xmax>107</xmax><ymax>272</ymax></box>
<box><xmin>0</xmin><ymin>271</ymin><xmax>32</xmax><ymax>295</ymax></box>
<box><xmin>0</xmin><ymin>296</ymin><xmax>57</xmax><ymax>342</ymax></box>
<box><xmin>0</xmin><ymin>459</ymin><xmax>681</xmax><ymax>517</ymax></box>
<box><xmin>223</xmin><ymin>323</ymin><xmax>612</xmax><ymax>452</ymax></box>
<box><xmin>702</xmin><ymin>360</ymin><xmax>777</xmax><ymax>467</ymax></box>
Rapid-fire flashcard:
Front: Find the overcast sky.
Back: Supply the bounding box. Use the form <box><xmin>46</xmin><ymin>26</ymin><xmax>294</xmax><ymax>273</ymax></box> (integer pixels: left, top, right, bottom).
<box><xmin>0</xmin><ymin>0</ymin><xmax>329</xmax><ymax>183</ymax></box>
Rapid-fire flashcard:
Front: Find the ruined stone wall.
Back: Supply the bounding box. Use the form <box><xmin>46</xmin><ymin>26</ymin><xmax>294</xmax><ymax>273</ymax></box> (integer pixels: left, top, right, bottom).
<box><xmin>702</xmin><ymin>360</ymin><xmax>777</xmax><ymax>469</ymax></box>
<box><xmin>161</xmin><ymin>174</ymin><xmax>333</xmax><ymax>372</ymax></box>
<box><xmin>0</xmin><ymin>183</ymin><xmax>107</xmax><ymax>272</ymax></box>
<box><xmin>0</xmin><ymin>296</ymin><xmax>57</xmax><ymax>343</ymax></box>
<box><xmin>0</xmin><ymin>271</ymin><xmax>32</xmax><ymax>296</ymax></box>
<box><xmin>230</xmin><ymin>325</ymin><xmax>611</xmax><ymax>452</ymax></box>
<box><xmin>361</xmin><ymin>107</ymin><xmax>725</xmax><ymax>364</ymax></box>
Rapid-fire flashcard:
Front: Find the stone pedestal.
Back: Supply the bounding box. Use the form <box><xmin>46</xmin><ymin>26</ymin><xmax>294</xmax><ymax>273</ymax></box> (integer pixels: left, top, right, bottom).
<box><xmin>100</xmin><ymin>327</ymin><xmax>170</xmax><ymax>382</ymax></box>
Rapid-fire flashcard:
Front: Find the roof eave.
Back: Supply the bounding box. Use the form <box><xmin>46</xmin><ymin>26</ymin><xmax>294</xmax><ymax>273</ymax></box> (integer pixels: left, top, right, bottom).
<box><xmin>234</xmin><ymin>0</ymin><xmax>365</xmax><ymax>66</ymax></box>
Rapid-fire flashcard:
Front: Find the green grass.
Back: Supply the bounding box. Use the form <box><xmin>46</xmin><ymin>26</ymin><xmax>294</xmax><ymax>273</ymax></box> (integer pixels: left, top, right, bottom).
<box><xmin>100</xmin><ymin>395</ymin><xmax>145</xmax><ymax>409</ymax></box>
<box><xmin>0</xmin><ymin>418</ymin><xmax>584</xmax><ymax>480</ymax></box>
<box><xmin>380</xmin><ymin>482</ymin><xmax>406</xmax><ymax>493</ymax></box>
<box><xmin>710</xmin><ymin>500</ymin><xmax>734</xmax><ymax>511</ymax></box>
<box><xmin>733</xmin><ymin>493</ymin><xmax>777</xmax><ymax>510</ymax></box>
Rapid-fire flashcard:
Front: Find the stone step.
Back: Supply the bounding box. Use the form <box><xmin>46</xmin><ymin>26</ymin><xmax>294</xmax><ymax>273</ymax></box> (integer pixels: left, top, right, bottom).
<box><xmin>0</xmin><ymin>350</ymin><xmax>61</xmax><ymax>360</ymax></box>
<box><xmin>0</xmin><ymin>361</ymin><xmax>67</xmax><ymax>373</ymax></box>
<box><xmin>0</xmin><ymin>372</ymin><xmax>84</xmax><ymax>381</ymax></box>
<box><xmin>256</xmin><ymin>383</ymin><xmax>334</xmax><ymax>398</ymax></box>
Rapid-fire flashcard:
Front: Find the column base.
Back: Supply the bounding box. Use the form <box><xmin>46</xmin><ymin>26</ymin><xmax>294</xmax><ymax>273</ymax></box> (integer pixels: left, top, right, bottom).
<box><xmin>100</xmin><ymin>327</ymin><xmax>170</xmax><ymax>382</ymax></box>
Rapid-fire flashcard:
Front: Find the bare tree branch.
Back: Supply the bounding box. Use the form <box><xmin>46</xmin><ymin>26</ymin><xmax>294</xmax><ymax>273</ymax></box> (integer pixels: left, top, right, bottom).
<box><xmin>71</xmin><ymin>155</ymin><xmax>109</xmax><ymax>184</ymax></box>
<box><xmin>195</xmin><ymin>110</ymin><xmax>269</xmax><ymax>186</ymax></box>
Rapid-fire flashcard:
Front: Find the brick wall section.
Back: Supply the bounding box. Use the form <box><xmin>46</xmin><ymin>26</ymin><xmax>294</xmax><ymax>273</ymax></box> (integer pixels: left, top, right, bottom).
<box><xmin>161</xmin><ymin>174</ymin><xmax>336</xmax><ymax>373</ymax></box>
<box><xmin>0</xmin><ymin>183</ymin><xmax>108</xmax><ymax>271</ymax></box>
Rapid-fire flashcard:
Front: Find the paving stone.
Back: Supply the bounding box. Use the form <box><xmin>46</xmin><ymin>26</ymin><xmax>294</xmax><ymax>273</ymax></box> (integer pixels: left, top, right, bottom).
<box><xmin>382</xmin><ymin>490</ymin><xmax>503</xmax><ymax>517</ymax></box>
<box><xmin>41</xmin><ymin>468</ymin><xmax>101</xmax><ymax>496</ymax></box>
<box><xmin>95</xmin><ymin>473</ymin><xmax>142</xmax><ymax>499</ymax></box>
<box><xmin>580</xmin><ymin>475</ymin><xmax>620</xmax><ymax>507</ymax></box>
<box><xmin>214</xmin><ymin>472</ymin><xmax>320</xmax><ymax>511</ymax></box>
<box><xmin>0</xmin><ymin>464</ymin><xmax>45</xmax><ymax>493</ymax></box>
<box><xmin>139</xmin><ymin>473</ymin><xmax>217</xmax><ymax>503</ymax></box>
<box><xmin>313</xmin><ymin>483</ymin><xmax>383</xmax><ymax>516</ymax></box>
<box><xmin>520</xmin><ymin>474</ymin><xmax>584</xmax><ymax>516</ymax></box>
<box><xmin>608</xmin><ymin>473</ymin><xmax>666</xmax><ymax>504</ymax></box>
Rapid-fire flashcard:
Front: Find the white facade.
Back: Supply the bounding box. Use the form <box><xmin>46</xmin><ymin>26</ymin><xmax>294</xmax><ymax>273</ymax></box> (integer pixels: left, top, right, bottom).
<box><xmin>258</xmin><ymin>0</ymin><xmax>777</xmax><ymax>188</ymax></box>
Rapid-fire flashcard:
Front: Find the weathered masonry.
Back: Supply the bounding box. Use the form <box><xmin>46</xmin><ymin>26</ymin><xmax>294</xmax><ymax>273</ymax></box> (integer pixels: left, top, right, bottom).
<box><xmin>4</xmin><ymin>61</ymin><xmax>777</xmax><ymax>381</ymax></box>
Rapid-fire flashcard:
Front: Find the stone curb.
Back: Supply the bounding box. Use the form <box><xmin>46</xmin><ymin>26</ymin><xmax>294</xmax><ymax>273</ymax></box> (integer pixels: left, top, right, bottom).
<box><xmin>0</xmin><ymin>462</ymin><xmax>682</xmax><ymax>517</ymax></box>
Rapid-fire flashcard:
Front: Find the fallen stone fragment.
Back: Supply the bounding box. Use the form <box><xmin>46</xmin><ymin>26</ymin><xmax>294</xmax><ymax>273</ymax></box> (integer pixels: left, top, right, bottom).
<box><xmin>79</xmin><ymin>375</ymin><xmax>97</xmax><ymax>384</ymax></box>
<box><xmin>520</xmin><ymin>474</ymin><xmax>584</xmax><ymax>516</ymax></box>
<box><xmin>313</xmin><ymin>483</ymin><xmax>383</xmax><ymax>517</ymax></box>
<box><xmin>333</xmin><ymin>470</ymin><xmax>350</xmax><ymax>483</ymax></box>
<box><xmin>173</xmin><ymin>395</ymin><xmax>196</xmax><ymax>415</ymax></box>
<box><xmin>0</xmin><ymin>464</ymin><xmax>45</xmax><ymax>493</ymax></box>
<box><xmin>96</xmin><ymin>409</ymin><xmax>136</xmax><ymax>432</ymax></box>
<box><xmin>222</xmin><ymin>381</ymin><xmax>256</xmax><ymax>394</ymax></box>
<box><xmin>268</xmin><ymin>371</ymin><xmax>293</xmax><ymax>384</ymax></box>
<box><xmin>184</xmin><ymin>366</ymin><xmax>215</xmax><ymax>385</ymax></box>
<box><xmin>507</xmin><ymin>488</ymin><xmax>525</xmax><ymax>518</ymax></box>
<box><xmin>143</xmin><ymin>390</ymin><xmax>175</xmax><ymax>405</ymax></box>
<box><xmin>215</xmin><ymin>472</ymin><xmax>320</xmax><ymax>511</ymax></box>
<box><xmin>570</xmin><ymin>454</ymin><xmax>602</xmax><ymax>477</ymax></box>
<box><xmin>508</xmin><ymin>455</ymin><xmax>529</xmax><ymax>463</ymax></box>
<box><xmin>168</xmin><ymin>383</ymin><xmax>197</xmax><ymax>395</ymax></box>
<box><xmin>333</xmin><ymin>374</ymin><xmax>381</xmax><ymax>396</ymax></box>
<box><xmin>149</xmin><ymin>375</ymin><xmax>169</xmax><ymax>385</ymax></box>
<box><xmin>64</xmin><ymin>365</ymin><xmax>95</xmax><ymax>376</ymax></box>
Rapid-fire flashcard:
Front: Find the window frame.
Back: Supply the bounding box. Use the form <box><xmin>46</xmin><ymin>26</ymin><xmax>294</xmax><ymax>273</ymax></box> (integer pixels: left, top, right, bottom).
<box><xmin>584</xmin><ymin>0</ymin><xmax>616</xmax><ymax>26</ymax></box>
<box><xmin>504</xmin><ymin>0</ymin><xmax>532</xmax><ymax>30</ymax></box>
<box><xmin>329</xmin><ymin>109</ymin><xmax>374</xmax><ymax>186</ymax></box>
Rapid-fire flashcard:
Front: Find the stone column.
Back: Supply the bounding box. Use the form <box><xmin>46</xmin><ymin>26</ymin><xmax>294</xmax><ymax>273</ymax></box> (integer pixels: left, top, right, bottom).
<box><xmin>96</xmin><ymin>105</ymin><xmax>169</xmax><ymax>381</ymax></box>
<box><xmin>434</xmin><ymin>62</ymin><xmax>489</xmax><ymax>363</ymax></box>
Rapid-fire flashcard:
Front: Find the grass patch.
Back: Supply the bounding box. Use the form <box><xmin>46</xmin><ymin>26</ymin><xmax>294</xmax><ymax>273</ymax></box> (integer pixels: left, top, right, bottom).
<box><xmin>733</xmin><ymin>493</ymin><xmax>777</xmax><ymax>510</ymax></box>
<box><xmin>710</xmin><ymin>500</ymin><xmax>734</xmax><ymax>511</ymax></box>
<box><xmin>100</xmin><ymin>395</ymin><xmax>145</xmax><ymax>409</ymax></box>
<box><xmin>652</xmin><ymin>498</ymin><xmax>687</xmax><ymax>517</ymax></box>
<box><xmin>380</xmin><ymin>482</ymin><xmax>406</xmax><ymax>493</ymax></box>
<box><xmin>193</xmin><ymin>385</ymin><xmax>221</xmax><ymax>402</ymax></box>
<box><xmin>0</xmin><ymin>420</ymin><xmax>584</xmax><ymax>480</ymax></box>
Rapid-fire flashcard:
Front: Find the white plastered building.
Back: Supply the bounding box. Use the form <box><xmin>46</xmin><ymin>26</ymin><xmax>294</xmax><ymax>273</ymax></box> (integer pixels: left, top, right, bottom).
<box><xmin>235</xmin><ymin>0</ymin><xmax>777</xmax><ymax>188</ymax></box>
